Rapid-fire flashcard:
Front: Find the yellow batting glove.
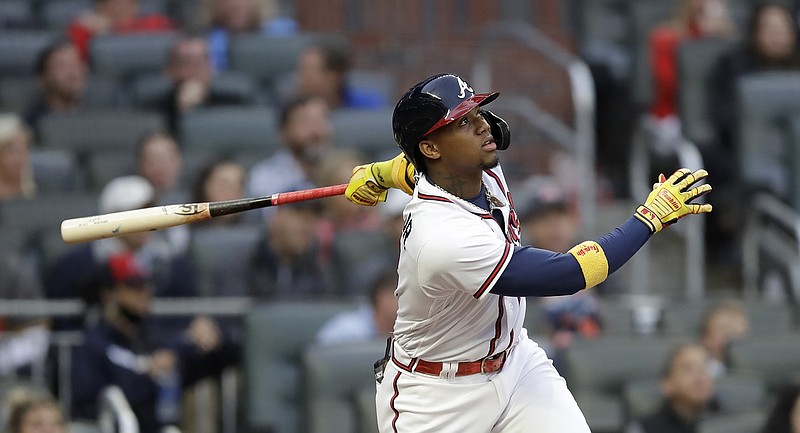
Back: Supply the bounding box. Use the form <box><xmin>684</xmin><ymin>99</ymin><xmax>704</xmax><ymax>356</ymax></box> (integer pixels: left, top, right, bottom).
<box><xmin>345</xmin><ymin>153</ymin><xmax>416</xmax><ymax>206</ymax></box>
<box><xmin>634</xmin><ymin>168</ymin><xmax>713</xmax><ymax>233</ymax></box>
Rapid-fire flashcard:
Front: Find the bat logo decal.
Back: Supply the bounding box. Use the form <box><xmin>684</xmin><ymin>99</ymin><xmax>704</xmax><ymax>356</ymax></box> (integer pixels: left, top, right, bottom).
<box><xmin>174</xmin><ymin>204</ymin><xmax>205</xmax><ymax>216</ymax></box>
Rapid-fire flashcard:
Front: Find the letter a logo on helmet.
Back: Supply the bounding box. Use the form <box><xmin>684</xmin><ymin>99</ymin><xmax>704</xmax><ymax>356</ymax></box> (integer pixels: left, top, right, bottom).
<box><xmin>392</xmin><ymin>73</ymin><xmax>509</xmax><ymax>173</ymax></box>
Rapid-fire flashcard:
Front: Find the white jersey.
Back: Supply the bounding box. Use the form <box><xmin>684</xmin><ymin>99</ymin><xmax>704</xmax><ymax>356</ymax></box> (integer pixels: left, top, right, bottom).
<box><xmin>393</xmin><ymin>165</ymin><xmax>525</xmax><ymax>363</ymax></box>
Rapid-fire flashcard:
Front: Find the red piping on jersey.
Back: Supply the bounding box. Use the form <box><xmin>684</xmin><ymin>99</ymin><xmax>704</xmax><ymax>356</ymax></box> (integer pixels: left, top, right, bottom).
<box><xmin>483</xmin><ymin>169</ymin><xmax>507</xmax><ymax>195</ymax></box>
<box><xmin>390</xmin><ymin>371</ymin><xmax>402</xmax><ymax>433</ymax></box>
<box><xmin>487</xmin><ymin>296</ymin><xmax>505</xmax><ymax>356</ymax></box>
<box><xmin>473</xmin><ymin>242</ymin><xmax>512</xmax><ymax>298</ymax></box>
<box><xmin>417</xmin><ymin>192</ymin><xmax>452</xmax><ymax>203</ymax></box>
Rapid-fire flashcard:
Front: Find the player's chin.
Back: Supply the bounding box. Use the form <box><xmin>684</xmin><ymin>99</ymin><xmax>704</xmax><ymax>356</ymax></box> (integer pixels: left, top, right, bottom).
<box><xmin>480</xmin><ymin>154</ymin><xmax>500</xmax><ymax>170</ymax></box>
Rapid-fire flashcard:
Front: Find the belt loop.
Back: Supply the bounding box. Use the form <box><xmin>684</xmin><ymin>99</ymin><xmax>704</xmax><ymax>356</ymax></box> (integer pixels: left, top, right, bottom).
<box><xmin>440</xmin><ymin>362</ymin><xmax>458</xmax><ymax>380</ymax></box>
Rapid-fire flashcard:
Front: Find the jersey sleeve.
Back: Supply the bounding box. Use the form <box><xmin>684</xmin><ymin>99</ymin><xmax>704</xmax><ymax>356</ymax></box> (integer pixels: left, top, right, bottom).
<box><xmin>416</xmin><ymin>226</ymin><xmax>513</xmax><ymax>300</ymax></box>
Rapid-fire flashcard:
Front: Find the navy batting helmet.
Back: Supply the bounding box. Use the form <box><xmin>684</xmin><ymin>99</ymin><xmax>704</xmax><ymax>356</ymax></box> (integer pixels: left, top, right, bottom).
<box><xmin>392</xmin><ymin>73</ymin><xmax>510</xmax><ymax>173</ymax></box>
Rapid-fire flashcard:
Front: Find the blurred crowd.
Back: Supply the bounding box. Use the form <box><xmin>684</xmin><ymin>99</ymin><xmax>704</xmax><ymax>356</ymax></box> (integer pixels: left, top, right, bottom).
<box><xmin>0</xmin><ymin>0</ymin><xmax>799</xmax><ymax>433</ymax></box>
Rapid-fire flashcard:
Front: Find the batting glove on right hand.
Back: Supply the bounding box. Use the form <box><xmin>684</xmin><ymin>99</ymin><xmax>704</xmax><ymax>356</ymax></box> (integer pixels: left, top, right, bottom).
<box><xmin>634</xmin><ymin>168</ymin><xmax>713</xmax><ymax>234</ymax></box>
<box><xmin>345</xmin><ymin>153</ymin><xmax>416</xmax><ymax>206</ymax></box>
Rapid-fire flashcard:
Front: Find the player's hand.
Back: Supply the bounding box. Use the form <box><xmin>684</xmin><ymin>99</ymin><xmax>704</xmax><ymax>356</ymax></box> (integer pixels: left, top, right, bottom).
<box><xmin>634</xmin><ymin>168</ymin><xmax>713</xmax><ymax>233</ymax></box>
<box><xmin>345</xmin><ymin>153</ymin><xmax>416</xmax><ymax>206</ymax></box>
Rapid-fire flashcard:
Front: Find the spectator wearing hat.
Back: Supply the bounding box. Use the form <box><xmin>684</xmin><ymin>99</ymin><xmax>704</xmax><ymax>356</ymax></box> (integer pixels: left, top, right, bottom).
<box><xmin>45</xmin><ymin>176</ymin><xmax>197</xmax><ymax>330</ymax></box>
<box><xmin>71</xmin><ymin>253</ymin><xmax>238</xmax><ymax>433</ymax></box>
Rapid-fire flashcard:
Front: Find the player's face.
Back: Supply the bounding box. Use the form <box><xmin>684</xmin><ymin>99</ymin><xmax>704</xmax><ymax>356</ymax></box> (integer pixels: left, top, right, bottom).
<box><xmin>426</xmin><ymin>106</ymin><xmax>499</xmax><ymax>175</ymax></box>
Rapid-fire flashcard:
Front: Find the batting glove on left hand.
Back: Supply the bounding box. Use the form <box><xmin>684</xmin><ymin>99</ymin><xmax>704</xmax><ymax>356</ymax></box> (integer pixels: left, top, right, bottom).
<box><xmin>634</xmin><ymin>168</ymin><xmax>713</xmax><ymax>233</ymax></box>
<box><xmin>345</xmin><ymin>153</ymin><xmax>416</xmax><ymax>206</ymax></box>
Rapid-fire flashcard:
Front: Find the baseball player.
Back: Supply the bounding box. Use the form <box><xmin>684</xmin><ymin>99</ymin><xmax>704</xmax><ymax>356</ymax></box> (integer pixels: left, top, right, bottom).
<box><xmin>344</xmin><ymin>73</ymin><xmax>712</xmax><ymax>433</ymax></box>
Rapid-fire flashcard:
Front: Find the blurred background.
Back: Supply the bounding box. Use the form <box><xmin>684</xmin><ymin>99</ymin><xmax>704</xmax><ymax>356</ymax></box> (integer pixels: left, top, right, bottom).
<box><xmin>0</xmin><ymin>0</ymin><xmax>799</xmax><ymax>433</ymax></box>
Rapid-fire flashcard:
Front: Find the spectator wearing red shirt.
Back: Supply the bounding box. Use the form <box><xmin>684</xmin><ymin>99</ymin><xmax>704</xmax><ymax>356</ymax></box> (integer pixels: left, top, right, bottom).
<box><xmin>645</xmin><ymin>0</ymin><xmax>737</xmax><ymax>152</ymax></box>
<box><xmin>67</xmin><ymin>0</ymin><xmax>174</xmax><ymax>62</ymax></box>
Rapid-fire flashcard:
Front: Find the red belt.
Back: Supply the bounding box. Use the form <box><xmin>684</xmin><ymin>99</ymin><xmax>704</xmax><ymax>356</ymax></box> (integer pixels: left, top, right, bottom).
<box><xmin>413</xmin><ymin>350</ymin><xmax>508</xmax><ymax>377</ymax></box>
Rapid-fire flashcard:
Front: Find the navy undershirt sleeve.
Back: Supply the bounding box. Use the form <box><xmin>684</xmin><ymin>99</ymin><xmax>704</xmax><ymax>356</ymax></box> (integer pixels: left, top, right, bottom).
<box><xmin>491</xmin><ymin>217</ymin><xmax>652</xmax><ymax>297</ymax></box>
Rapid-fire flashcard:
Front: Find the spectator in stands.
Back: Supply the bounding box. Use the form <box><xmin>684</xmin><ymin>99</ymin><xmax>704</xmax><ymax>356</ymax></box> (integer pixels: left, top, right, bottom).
<box><xmin>0</xmin><ymin>247</ymin><xmax>50</xmax><ymax>378</ymax></box>
<box><xmin>247</xmin><ymin>95</ymin><xmax>332</xmax><ymax>213</ymax></box>
<box><xmin>190</xmin><ymin>157</ymin><xmax>247</xmax><ymax>226</ymax></box>
<box><xmin>316</xmin><ymin>268</ymin><xmax>398</xmax><ymax>345</ymax></box>
<box><xmin>3</xmin><ymin>387</ymin><xmax>67</xmax><ymax>433</ymax></box>
<box><xmin>761</xmin><ymin>383</ymin><xmax>800</xmax><ymax>433</ymax></box>
<box><xmin>160</xmin><ymin>35</ymin><xmax>253</xmax><ymax>134</ymax></box>
<box><xmin>67</xmin><ymin>0</ymin><xmax>175</xmax><ymax>62</ymax></box>
<box><xmin>646</xmin><ymin>0</ymin><xmax>736</xmax><ymax>150</ymax></box>
<box><xmin>71</xmin><ymin>252</ymin><xmax>238</xmax><ymax>433</ymax></box>
<box><xmin>136</xmin><ymin>131</ymin><xmax>185</xmax><ymax>203</ymax></box>
<box><xmin>46</xmin><ymin>176</ymin><xmax>197</xmax><ymax>330</ymax></box>
<box><xmin>249</xmin><ymin>201</ymin><xmax>335</xmax><ymax>298</ymax></box>
<box><xmin>627</xmin><ymin>343</ymin><xmax>718</xmax><ymax>433</ymax></box>
<box><xmin>294</xmin><ymin>37</ymin><xmax>386</xmax><ymax>109</ymax></box>
<box><xmin>25</xmin><ymin>40</ymin><xmax>88</xmax><ymax>135</ymax></box>
<box><xmin>0</xmin><ymin>114</ymin><xmax>35</xmax><ymax>202</ymax></box>
<box><xmin>709</xmin><ymin>1</ymin><xmax>800</xmax><ymax>150</ymax></box>
<box><xmin>199</xmin><ymin>0</ymin><xmax>298</xmax><ymax>72</ymax></box>
<box><xmin>698</xmin><ymin>299</ymin><xmax>749</xmax><ymax>379</ymax></box>
<box><xmin>515</xmin><ymin>176</ymin><xmax>602</xmax><ymax>370</ymax></box>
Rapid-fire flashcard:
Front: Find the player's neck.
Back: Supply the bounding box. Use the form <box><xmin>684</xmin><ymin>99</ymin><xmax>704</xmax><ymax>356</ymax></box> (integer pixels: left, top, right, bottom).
<box><xmin>426</xmin><ymin>170</ymin><xmax>482</xmax><ymax>199</ymax></box>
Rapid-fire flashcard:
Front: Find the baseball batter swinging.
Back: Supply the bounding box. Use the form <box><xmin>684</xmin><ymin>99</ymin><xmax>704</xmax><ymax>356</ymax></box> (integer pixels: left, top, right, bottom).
<box><xmin>344</xmin><ymin>73</ymin><xmax>712</xmax><ymax>433</ymax></box>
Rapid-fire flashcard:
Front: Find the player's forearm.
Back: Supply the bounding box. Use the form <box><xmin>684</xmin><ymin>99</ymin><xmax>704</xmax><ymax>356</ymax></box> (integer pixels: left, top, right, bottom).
<box><xmin>491</xmin><ymin>217</ymin><xmax>651</xmax><ymax>297</ymax></box>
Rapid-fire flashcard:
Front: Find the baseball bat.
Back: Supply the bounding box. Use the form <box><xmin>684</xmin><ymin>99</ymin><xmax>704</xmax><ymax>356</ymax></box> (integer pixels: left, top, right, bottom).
<box><xmin>61</xmin><ymin>183</ymin><xmax>348</xmax><ymax>244</ymax></box>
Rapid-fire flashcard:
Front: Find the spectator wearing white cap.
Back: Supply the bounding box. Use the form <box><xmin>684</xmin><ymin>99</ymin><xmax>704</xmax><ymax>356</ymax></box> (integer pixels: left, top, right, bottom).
<box><xmin>45</xmin><ymin>176</ymin><xmax>199</xmax><ymax>331</ymax></box>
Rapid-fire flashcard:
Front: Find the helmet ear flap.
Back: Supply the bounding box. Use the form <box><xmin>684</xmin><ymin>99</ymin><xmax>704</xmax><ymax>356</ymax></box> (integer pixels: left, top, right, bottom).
<box><xmin>482</xmin><ymin>110</ymin><xmax>510</xmax><ymax>150</ymax></box>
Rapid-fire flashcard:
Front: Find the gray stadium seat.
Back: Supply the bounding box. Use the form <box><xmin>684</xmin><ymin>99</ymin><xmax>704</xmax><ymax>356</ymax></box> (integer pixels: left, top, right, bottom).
<box><xmin>622</xmin><ymin>376</ymin><xmax>661</xmax><ymax>421</ymax></box>
<box><xmin>38</xmin><ymin>110</ymin><xmax>165</xmax><ymax>154</ymax></box>
<box><xmin>0</xmin><ymin>75</ymin><xmax>119</xmax><ymax>114</ymax></box>
<box><xmin>38</xmin><ymin>0</ymin><xmax>90</xmax><ymax>30</ymax></box>
<box><xmin>0</xmin><ymin>30</ymin><xmax>59</xmax><ymax>76</ymax></box>
<box><xmin>244</xmin><ymin>300</ymin><xmax>359</xmax><ymax>433</ymax></box>
<box><xmin>89</xmin><ymin>33</ymin><xmax>177</xmax><ymax>83</ymax></box>
<box><xmin>782</xmin><ymin>113</ymin><xmax>800</xmax><ymax>210</ymax></box>
<box><xmin>0</xmin><ymin>0</ymin><xmax>34</xmax><ymax>29</ymax></box>
<box><xmin>84</xmin><ymin>151</ymin><xmax>136</xmax><ymax>192</ymax></box>
<box><xmin>303</xmin><ymin>339</ymin><xmax>387</xmax><ymax>433</ymax></box>
<box><xmin>728</xmin><ymin>334</ymin><xmax>800</xmax><ymax>393</ymax></box>
<box><xmin>677</xmin><ymin>37</ymin><xmax>738</xmax><ymax>147</ymax></box>
<box><xmin>331</xmin><ymin>228</ymin><xmax>392</xmax><ymax>295</ymax></box>
<box><xmin>715</xmin><ymin>374</ymin><xmax>767</xmax><ymax>414</ymax></box>
<box><xmin>227</xmin><ymin>33</ymin><xmax>315</xmax><ymax>95</ymax></box>
<box><xmin>736</xmin><ymin>72</ymin><xmax>800</xmax><ymax>200</ymax></box>
<box><xmin>331</xmin><ymin>108</ymin><xmax>395</xmax><ymax>159</ymax></box>
<box><xmin>30</xmin><ymin>148</ymin><xmax>84</xmax><ymax>193</ymax></box>
<box><xmin>130</xmin><ymin>71</ymin><xmax>259</xmax><ymax>109</ymax></box>
<box><xmin>355</xmin><ymin>387</ymin><xmax>379</xmax><ymax>433</ymax></box>
<box><xmin>574</xmin><ymin>0</ymin><xmax>631</xmax><ymax>78</ymax></box>
<box><xmin>698</xmin><ymin>410</ymin><xmax>767</xmax><ymax>433</ymax></box>
<box><xmin>0</xmin><ymin>193</ymin><xmax>98</xmax><ymax>242</ymax></box>
<box><xmin>628</xmin><ymin>0</ymin><xmax>678</xmax><ymax>110</ymax></box>
<box><xmin>179</xmin><ymin>106</ymin><xmax>277</xmax><ymax>155</ymax></box>
<box><xmin>189</xmin><ymin>224</ymin><xmax>261</xmax><ymax>297</ymax></box>
<box><xmin>660</xmin><ymin>299</ymin><xmax>795</xmax><ymax>336</ymax></box>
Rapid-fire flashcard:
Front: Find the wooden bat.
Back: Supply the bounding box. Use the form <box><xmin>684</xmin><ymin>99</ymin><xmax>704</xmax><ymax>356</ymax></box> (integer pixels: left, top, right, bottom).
<box><xmin>61</xmin><ymin>184</ymin><xmax>348</xmax><ymax>244</ymax></box>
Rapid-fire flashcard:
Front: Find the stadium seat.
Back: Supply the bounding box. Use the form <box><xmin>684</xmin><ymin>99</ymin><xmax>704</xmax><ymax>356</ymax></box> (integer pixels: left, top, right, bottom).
<box><xmin>84</xmin><ymin>151</ymin><xmax>136</xmax><ymax>193</ymax></box>
<box><xmin>244</xmin><ymin>300</ymin><xmax>358</xmax><ymax>433</ymax></box>
<box><xmin>30</xmin><ymin>148</ymin><xmax>84</xmax><ymax>194</ymax></box>
<box><xmin>303</xmin><ymin>339</ymin><xmax>387</xmax><ymax>433</ymax></box>
<box><xmin>130</xmin><ymin>71</ymin><xmax>259</xmax><ymax>109</ymax></box>
<box><xmin>89</xmin><ymin>33</ymin><xmax>177</xmax><ymax>84</ymax></box>
<box><xmin>698</xmin><ymin>410</ymin><xmax>767</xmax><ymax>433</ymax></box>
<box><xmin>622</xmin><ymin>376</ymin><xmax>661</xmax><ymax>421</ymax></box>
<box><xmin>660</xmin><ymin>298</ymin><xmax>795</xmax><ymax>336</ymax></box>
<box><xmin>179</xmin><ymin>106</ymin><xmax>278</xmax><ymax>155</ymax></box>
<box><xmin>38</xmin><ymin>0</ymin><xmax>91</xmax><ymax>30</ymax></box>
<box><xmin>331</xmin><ymin>108</ymin><xmax>396</xmax><ymax>159</ymax></box>
<box><xmin>715</xmin><ymin>374</ymin><xmax>766</xmax><ymax>414</ymax></box>
<box><xmin>0</xmin><ymin>75</ymin><xmax>119</xmax><ymax>114</ymax></box>
<box><xmin>736</xmin><ymin>72</ymin><xmax>800</xmax><ymax>200</ymax></box>
<box><xmin>189</xmin><ymin>224</ymin><xmax>261</xmax><ymax>297</ymax></box>
<box><xmin>330</xmin><ymin>228</ymin><xmax>392</xmax><ymax>296</ymax></box>
<box><xmin>677</xmin><ymin>37</ymin><xmax>738</xmax><ymax>147</ymax></box>
<box><xmin>355</xmin><ymin>387</ymin><xmax>379</xmax><ymax>433</ymax></box>
<box><xmin>38</xmin><ymin>110</ymin><xmax>165</xmax><ymax>155</ymax></box>
<box><xmin>782</xmin><ymin>113</ymin><xmax>800</xmax><ymax>210</ymax></box>
<box><xmin>628</xmin><ymin>0</ymin><xmax>678</xmax><ymax>110</ymax></box>
<box><xmin>728</xmin><ymin>334</ymin><xmax>800</xmax><ymax>393</ymax></box>
<box><xmin>0</xmin><ymin>193</ymin><xmax>98</xmax><ymax>243</ymax></box>
<box><xmin>0</xmin><ymin>30</ymin><xmax>59</xmax><ymax>77</ymax></box>
<box><xmin>227</xmin><ymin>33</ymin><xmax>317</xmax><ymax>99</ymax></box>
<box><xmin>0</xmin><ymin>0</ymin><xmax>34</xmax><ymax>29</ymax></box>
<box><xmin>574</xmin><ymin>0</ymin><xmax>631</xmax><ymax>78</ymax></box>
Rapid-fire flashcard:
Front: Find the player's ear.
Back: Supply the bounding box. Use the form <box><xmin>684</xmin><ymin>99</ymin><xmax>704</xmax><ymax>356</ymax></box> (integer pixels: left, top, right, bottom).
<box><xmin>418</xmin><ymin>139</ymin><xmax>441</xmax><ymax>161</ymax></box>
